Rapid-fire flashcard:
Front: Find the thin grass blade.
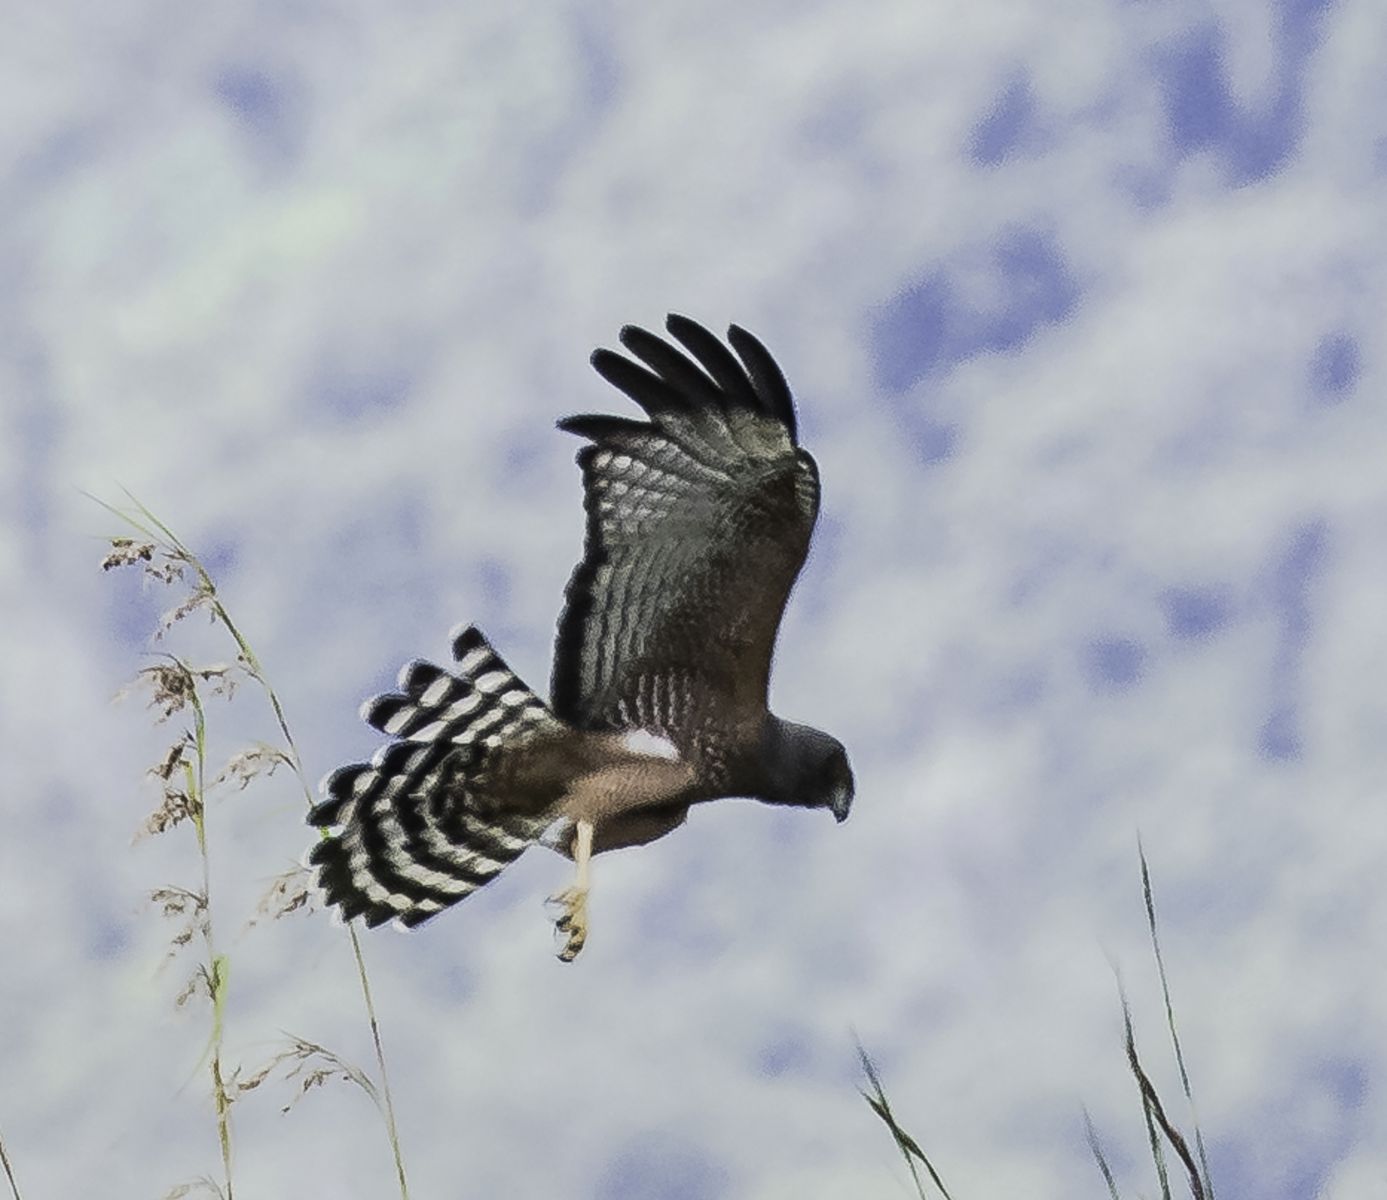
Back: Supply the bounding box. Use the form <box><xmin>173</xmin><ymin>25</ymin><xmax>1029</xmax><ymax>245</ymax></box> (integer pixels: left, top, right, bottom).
<box><xmin>1122</xmin><ymin>988</ymin><xmax>1206</xmax><ymax>1199</ymax></box>
<box><xmin>1082</xmin><ymin>1107</ymin><xmax>1122</xmax><ymax>1200</ymax></box>
<box><xmin>855</xmin><ymin>1039</ymin><xmax>955</xmax><ymax>1200</ymax></box>
<box><xmin>0</xmin><ymin>1125</ymin><xmax>22</xmax><ymax>1200</ymax></box>
<box><xmin>1139</xmin><ymin>840</ymin><xmax>1215</xmax><ymax>1198</ymax></box>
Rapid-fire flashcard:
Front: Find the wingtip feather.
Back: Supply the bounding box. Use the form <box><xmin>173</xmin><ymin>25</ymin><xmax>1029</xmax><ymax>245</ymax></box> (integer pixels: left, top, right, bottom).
<box><xmin>726</xmin><ymin>323</ymin><xmax>797</xmax><ymax>441</ymax></box>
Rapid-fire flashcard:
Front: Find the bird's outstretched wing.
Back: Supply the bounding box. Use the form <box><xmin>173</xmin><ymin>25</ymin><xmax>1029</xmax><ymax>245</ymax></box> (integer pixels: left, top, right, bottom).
<box><xmin>551</xmin><ymin>315</ymin><xmax>820</xmax><ymax>763</ymax></box>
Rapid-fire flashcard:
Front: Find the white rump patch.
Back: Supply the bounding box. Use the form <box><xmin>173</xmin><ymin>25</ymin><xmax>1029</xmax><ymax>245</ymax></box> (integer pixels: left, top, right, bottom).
<box><xmin>621</xmin><ymin>728</ymin><xmax>681</xmax><ymax>761</ymax></box>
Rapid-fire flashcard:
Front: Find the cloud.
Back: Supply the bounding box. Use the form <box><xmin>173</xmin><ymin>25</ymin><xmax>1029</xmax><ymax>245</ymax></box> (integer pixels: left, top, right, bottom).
<box><xmin>3</xmin><ymin>0</ymin><xmax>1385</xmax><ymax>1196</ymax></box>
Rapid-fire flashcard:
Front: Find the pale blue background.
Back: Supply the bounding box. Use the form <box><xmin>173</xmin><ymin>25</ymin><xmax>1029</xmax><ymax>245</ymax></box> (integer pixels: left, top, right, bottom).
<box><xmin>2</xmin><ymin>2</ymin><xmax>1385</xmax><ymax>1197</ymax></box>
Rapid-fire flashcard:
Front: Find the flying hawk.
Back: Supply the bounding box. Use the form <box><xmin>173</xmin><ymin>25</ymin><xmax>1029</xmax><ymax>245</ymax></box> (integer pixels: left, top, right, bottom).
<box><xmin>308</xmin><ymin>315</ymin><xmax>854</xmax><ymax>959</ymax></box>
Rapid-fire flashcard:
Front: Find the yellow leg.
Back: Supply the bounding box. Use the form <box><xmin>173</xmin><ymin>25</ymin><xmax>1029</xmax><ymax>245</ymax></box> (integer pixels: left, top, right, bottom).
<box><xmin>574</xmin><ymin>819</ymin><xmax>592</xmax><ymax>889</ymax></box>
<box><xmin>547</xmin><ymin>820</ymin><xmax>593</xmax><ymax>961</ymax></box>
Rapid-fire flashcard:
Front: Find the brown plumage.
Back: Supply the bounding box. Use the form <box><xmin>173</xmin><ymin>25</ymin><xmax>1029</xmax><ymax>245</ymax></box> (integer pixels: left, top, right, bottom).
<box><xmin>307</xmin><ymin>315</ymin><xmax>854</xmax><ymax>958</ymax></box>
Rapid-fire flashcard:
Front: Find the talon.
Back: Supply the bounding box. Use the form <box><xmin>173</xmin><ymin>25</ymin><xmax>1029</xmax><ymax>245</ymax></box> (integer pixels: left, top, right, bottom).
<box><xmin>546</xmin><ymin>885</ymin><xmax>589</xmax><ymax>962</ymax></box>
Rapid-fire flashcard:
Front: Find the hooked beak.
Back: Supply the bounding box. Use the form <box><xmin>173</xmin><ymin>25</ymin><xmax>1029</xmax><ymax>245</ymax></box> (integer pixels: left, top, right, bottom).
<box><xmin>829</xmin><ymin>785</ymin><xmax>853</xmax><ymax>824</ymax></box>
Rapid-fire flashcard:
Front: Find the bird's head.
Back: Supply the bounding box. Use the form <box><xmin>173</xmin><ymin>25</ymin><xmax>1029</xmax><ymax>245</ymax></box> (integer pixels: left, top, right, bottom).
<box><xmin>760</xmin><ymin>718</ymin><xmax>855</xmax><ymax>823</ymax></box>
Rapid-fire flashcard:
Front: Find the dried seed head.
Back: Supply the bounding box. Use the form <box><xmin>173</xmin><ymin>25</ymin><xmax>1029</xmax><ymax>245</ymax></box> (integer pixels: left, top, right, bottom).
<box><xmin>247</xmin><ymin>866</ymin><xmax>315</xmax><ymax>930</ymax></box>
<box><xmin>137</xmin><ymin>784</ymin><xmax>201</xmax><ymax>840</ymax></box>
<box><xmin>227</xmin><ymin>1059</ymin><xmax>277</xmax><ymax>1097</ymax></box>
<box><xmin>214</xmin><ymin>745</ymin><xmax>290</xmax><ymax>793</ymax></box>
<box><xmin>127</xmin><ymin>662</ymin><xmax>196</xmax><ymax>721</ymax></box>
<box><xmin>144</xmin><ymin>557</ymin><xmax>187</xmax><ymax>586</ymax></box>
<box><xmin>119</xmin><ymin>660</ymin><xmax>238</xmax><ymax>721</ymax></box>
<box><xmin>149</xmin><ymin>735</ymin><xmax>192</xmax><ymax>783</ymax></box>
<box><xmin>148</xmin><ymin>886</ymin><xmax>209</xmax><ymax>966</ymax></box>
<box><xmin>155</xmin><ymin>584</ymin><xmax>215</xmax><ymax>638</ymax></box>
<box><xmin>101</xmin><ymin>537</ymin><xmax>156</xmax><ymax>571</ymax></box>
<box><xmin>195</xmin><ymin>663</ymin><xmax>238</xmax><ymax>700</ymax></box>
<box><xmin>161</xmin><ymin>1182</ymin><xmax>224</xmax><ymax>1200</ymax></box>
<box><xmin>262</xmin><ymin>1035</ymin><xmax>379</xmax><ymax>1114</ymax></box>
<box><xmin>174</xmin><ymin>966</ymin><xmax>211</xmax><ymax>1009</ymax></box>
<box><xmin>149</xmin><ymin>885</ymin><xmax>206</xmax><ymax>919</ymax></box>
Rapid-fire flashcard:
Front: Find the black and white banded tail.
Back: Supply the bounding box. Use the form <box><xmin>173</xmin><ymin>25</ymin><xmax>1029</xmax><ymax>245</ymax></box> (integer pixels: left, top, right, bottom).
<box><xmin>308</xmin><ymin>626</ymin><xmax>560</xmax><ymax>928</ymax></box>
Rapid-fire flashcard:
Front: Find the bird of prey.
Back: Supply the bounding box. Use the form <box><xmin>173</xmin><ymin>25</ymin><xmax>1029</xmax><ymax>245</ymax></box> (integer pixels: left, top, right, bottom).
<box><xmin>307</xmin><ymin>314</ymin><xmax>854</xmax><ymax>960</ymax></box>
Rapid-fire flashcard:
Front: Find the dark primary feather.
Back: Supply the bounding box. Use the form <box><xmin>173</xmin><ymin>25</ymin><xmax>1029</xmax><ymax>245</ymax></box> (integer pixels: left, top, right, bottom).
<box><xmin>618</xmin><ymin>324</ymin><xmax>726</xmax><ymax>412</ymax></box>
<box><xmin>725</xmin><ymin>324</ymin><xmax>797</xmax><ymax>439</ymax></box>
<box><xmin>552</xmin><ymin>315</ymin><xmax>820</xmax><ymax>777</ymax></box>
<box><xmin>665</xmin><ymin>314</ymin><xmax>762</xmax><ymax>411</ymax></box>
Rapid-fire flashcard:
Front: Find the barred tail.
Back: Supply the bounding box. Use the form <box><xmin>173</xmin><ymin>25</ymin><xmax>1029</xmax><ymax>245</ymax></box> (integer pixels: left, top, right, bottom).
<box><xmin>308</xmin><ymin>625</ymin><xmax>560</xmax><ymax>929</ymax></box>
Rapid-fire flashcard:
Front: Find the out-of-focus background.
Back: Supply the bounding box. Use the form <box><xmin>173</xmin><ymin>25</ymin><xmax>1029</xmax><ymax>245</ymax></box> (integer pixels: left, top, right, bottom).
<box><xmin>3</xmin><ymin>3</ymin><xmax>1384</xmax><ymax>1196</ymax></box>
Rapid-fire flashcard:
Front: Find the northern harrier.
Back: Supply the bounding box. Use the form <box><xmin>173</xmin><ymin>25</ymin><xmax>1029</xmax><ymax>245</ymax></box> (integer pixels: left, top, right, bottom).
<box><xmin>308</xmin><ymin>315</ymin><xmax>854</xmax><ymax>959</ymax></box>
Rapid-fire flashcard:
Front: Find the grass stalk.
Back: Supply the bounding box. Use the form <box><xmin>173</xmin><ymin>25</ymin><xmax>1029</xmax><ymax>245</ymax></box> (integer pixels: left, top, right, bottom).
<box><xmin>97</xmin><ymin>490</ymin><xmax>409</xmax><ymax>1199</ymax></box>
<box><xmin>1120</xmin><ymin>989</ymin><xmax>1207</xmax><ymax>1200</ymax></box>
<box><xmin>1085</xmin><ymin>849</ymin><xmax>1214</xmax><ymax>1199</ymax></box>
<box><xmin>1120</xmin><ymin>980</ymin><xmax>1174</xmax><ymax>1200</ymax></box>
<box><xmin>856</xmin><ymin>1038</ymin><xmax>955</xmax><ymax>1200</ymax></box>
<box><xmin>1139</xmin><ymin>839</ymin><xmax>1215</xmax><ymax>1198</ymax></box>
<box><xmin>0</xmin><ymin>1124</ymin><xmax>22</xmax><ymax>1200</ymax></box>
<box><xmin>185</xmin><ymin>680</ymin><xmax>236</xmax><ymax>1198</ymax></box>
<box><xmin>1082</xmin><ymin>1107</ymin><xmax>1121</xmax><ymax>1200</ymax></box>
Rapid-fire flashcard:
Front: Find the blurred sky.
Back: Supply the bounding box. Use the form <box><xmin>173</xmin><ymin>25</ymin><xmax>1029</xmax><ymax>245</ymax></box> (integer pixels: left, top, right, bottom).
<box><xmin>3</xmin><ymin>2</ymin><xmax>1385</xmax><ymax>1197</ymax></box>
